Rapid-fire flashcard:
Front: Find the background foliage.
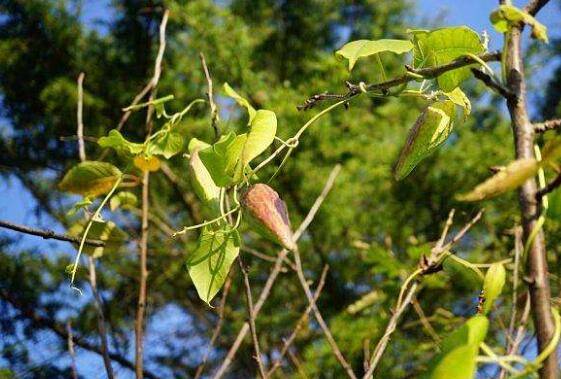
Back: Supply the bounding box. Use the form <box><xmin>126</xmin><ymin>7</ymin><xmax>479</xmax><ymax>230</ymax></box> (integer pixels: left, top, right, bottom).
<box><xmin>0</xmin><ymin>0</ymin><xmax>560</xmax><ymax>378</ymax></box>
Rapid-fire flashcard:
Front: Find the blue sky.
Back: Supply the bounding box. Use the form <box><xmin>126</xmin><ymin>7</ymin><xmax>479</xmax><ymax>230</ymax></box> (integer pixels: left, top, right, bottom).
<box><xmin>1</xmin><ymin>1</ymin><xmax>560</xmax><ymax>377</ymax></box>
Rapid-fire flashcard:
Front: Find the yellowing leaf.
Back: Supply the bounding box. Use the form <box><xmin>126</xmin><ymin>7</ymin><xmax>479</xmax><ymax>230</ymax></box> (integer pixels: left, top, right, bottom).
<box><xmin>59</xmin><ymin>161</ymin><xmax>122</xmax><ymax>197</ymax></box>
<box><xmin>336</xmin><ymin>39</ymin><xmax>413</xmax><ymax>71</ymax></box>
<box><xmin>224</xmin><ymin>82</ymin><xmax>256</xmax><ymax>123</ymax></box>
<box><xmin>490</xmin><ymin>5</ymin><xmax>548</xmax><ymax>43</ymax></box>
<box><xmin>482</xmin><ymin>263</ymin><xmax>506</xmax><ymax>314</ymax></box>
<box><xmin>395</xmin><ymin>101</ymin><xmax>456</xmax><ymax>180</ymax></box>
<box><xmin>457</xmin><ymin>158</ymin><xmax>539</xmax><ymax>201</ymax></box>
<box><xmin>109</xmin><ymin>191</ymin><xmax>138</xmax><ymax>211</ymax></box>
<box><xmin>134</xmin><ymin>155</ymin><xmax>161</xmax><ymax>172</ymax></box>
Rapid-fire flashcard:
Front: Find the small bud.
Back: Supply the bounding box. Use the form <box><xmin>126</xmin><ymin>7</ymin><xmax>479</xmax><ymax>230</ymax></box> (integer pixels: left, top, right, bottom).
<box><xmin>241</xmin><ymin>184</ymin><xmax>296</xmax><ymax>251</ymax></box>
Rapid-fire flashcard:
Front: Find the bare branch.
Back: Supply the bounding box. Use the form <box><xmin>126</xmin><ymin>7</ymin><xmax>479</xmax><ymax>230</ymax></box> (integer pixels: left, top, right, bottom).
<box><xmin>524</xmin><ymin>0</ymin><xmax>551</xmax><ymax>16</ymax></box>
<box><xmin>471</xmin><ymin>68</ymin><xmax>514</xmax><ymax>99</ymax></box>
<box><xmin>298</xmin><ymin>51</ymin><xmax>501</xmax><ymax>110</ymax></box>
<box><xmin>0</xmin><ymin>288</ymin><xmax>159</xmax><ymax>379</ymax></box>
<box><xmin>534</xmin><ymin>119</ymin><xmax>561</xmax><ymax>133</ymax></box>
<box><xmin>135</xmin><ymin>9</ymin><xmax>169</xmax><ymax>379</ymax></box>
<box><xmin>267</xmin><ymin>265</ymin><xmax>329</xmax><ymax>377</ymax></box>
<box><xmin>211</xmin><ymin>164</ymin><xmax>341</xmax><ymax>379</ymax></box>
<box><xmin>88</xmin><ymin>256</ymin><xmax>115</xmax><ymax>379</ymax></box>
<box><xmin>536</xmin><ymin>172</ymin><xmax>561</xmax><ymax>201</ymax></box>
<box><xmin>0</xmin><ymin>219</ymin><xmax>105</xmax><ymax>247</ymax></box>
<box><xmin>199</xmin><ymin>52</ymin><xmax>220</xmax><ymax>140</ymax></box>
<box><xmin>238</xmin><ymin>257</ymin><xmax>267</xmax><ymax>378</ymax></box>
<box><xmin>66</xmin><ymin>321</ymin><xmax>79</xmax><ymax>379</ymax></box>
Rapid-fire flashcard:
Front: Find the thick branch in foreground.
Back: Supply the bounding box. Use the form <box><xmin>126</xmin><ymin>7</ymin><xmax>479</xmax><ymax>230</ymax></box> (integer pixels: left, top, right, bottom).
<box><xmin>0</xmin><ymin>219</ymin><xmax>105</xmax><ymax>247</ymax></box>
<box><xmin>504</xmin><ymin>19</ymin><xmax>559</xmax><ymax>378</ymax></box>
<box><xmin>298</xmin><ymin>51</ymin><xmax>501</xmax><ymax>110</ymax></box>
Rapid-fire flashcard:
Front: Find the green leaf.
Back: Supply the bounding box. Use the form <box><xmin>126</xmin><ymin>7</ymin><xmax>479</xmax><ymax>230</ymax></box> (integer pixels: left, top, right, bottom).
<box><xmin>224</xmin><ymin>82</ymin><xmax>256</xmax><ymax>123</ymax></box>
<box><xmin>122</xmin><ymin>94</ymin><xmax>174</xmax><ymax>112</ymax></box>
<box><xmin>442</xmin><ymin>87</ymin><xmax>471</xmax><ymax>120</ymax></box>
<box><xmin>412</xmin><ymin>26</ymin><xmax>484</xmax><ymax>91</ymax></box>
<box><xmin>429</xmin><ymin>344</ymin><xmax>478</xmax><ymax>379</ymax></box>
<box><xmin>440</xmin><ymin>315</ymin><xmax>488</xmax><ymax>353</ymax></box>
<box><xmin>68</xmin><ymin>220</ymin><xmax>127</xmax><ymax>258</ymax></box>
<box><xmin>186</xmin><ymin>226</ymin><xmax>241</xmax><ymax>305</ymax></box>
<box><xmin>98</xmin><ymin>129</ymin><xmax>144</xmax><ymax>155</ymax></box>
<box><xmin>395</xmin><ymin>101</ymin><xmax>456</xmax><ymax>180</ymax></box>
<box><xmin>235</xmin><ymin>109</ymin><xmax>277</xmax><ymax>179</ymax></box>
<box><xmin>59</xmin><ymin>161</ymin><xmax>122</xmax><ymax>197</ymax></box>
<box><xmin>66</xmin><ymin>197</ymin><xmax>92</xmax><ymax>217</ymax></box>
<box><xmin>189</xmin><ymin>149</ymin><xmax>220</xmax><ymax>208</ymax></box>
<box><xmin>335</xmin><ymin>39</ymin><xmax>413</xmax><ymax>71</ymax></box>
<box><xmin>199</xmin><ymin>132</ymin><xmax>241</xmax><ymax>187</ymax></box>
<box><xmin>490</xmin><ymin>5</ymin><xmax>548</xmax><ymax>43</ymax></box>
<box><xmin>188</xmin><ymin>138</ymin><xmax>211</xmax><ymax>154</ymax></box>
<box><xmin>110</xmin><ymin>191</ymin><xmax>138</xmax><ymax>211</ymax></box>
<box><xmin>482</xmin><ymin>263</ymin><xmax>506</xmax><ymax>314</ymax></box>
<box><xmin>149</xmin><ymin>131</ymin><xmax>184</xmax><ymax>159</ymax></box>
<box><xmin>457</xmin><ymin>158</ymin><xmax>539</xmax><ymax>201</ymax></box>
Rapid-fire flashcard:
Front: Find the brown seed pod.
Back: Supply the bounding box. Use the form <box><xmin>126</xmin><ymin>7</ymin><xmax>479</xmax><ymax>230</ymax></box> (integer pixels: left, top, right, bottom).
<box><xmin>241</xmin><ymin>183</ymin><xmax>296</xmax><ymax>251</ymax></box>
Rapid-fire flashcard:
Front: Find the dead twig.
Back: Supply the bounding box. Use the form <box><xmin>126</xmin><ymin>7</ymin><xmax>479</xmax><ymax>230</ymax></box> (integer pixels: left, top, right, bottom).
<box><xmin>66</xmin><ymin>321</ymin><xmax>79</xmax><ymax>379</ymax></box>
<box><xmin>199</xmin><ymin>52</ymin><xmax>220</xmax><ymax>140</ymax></box>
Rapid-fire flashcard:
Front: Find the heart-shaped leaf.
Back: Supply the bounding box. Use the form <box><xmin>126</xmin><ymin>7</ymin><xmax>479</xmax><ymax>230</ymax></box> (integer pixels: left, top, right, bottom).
<box><xmin>186</xmin><ymin>226</ymin><xmax>241</xmax><ymax>305</ymax></box>
<box><xmin>98</xmin><ymin>129</ymin><xmax>144</xmax><ymax>155</ymax></box>
<box><xmin>336</xmin><ymin>39</ymin><xmax>413</xmax><ymax>71</ymax></box>
<box><xmin>149</xmin><ymin>131</ymin><xmax>184</xmax><ymax>159</ymax></box>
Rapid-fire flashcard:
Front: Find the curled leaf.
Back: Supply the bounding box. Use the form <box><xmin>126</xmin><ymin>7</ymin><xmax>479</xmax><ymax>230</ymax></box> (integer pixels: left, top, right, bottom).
<box><xmin>490</xmin><ymin>5</ymin><xmax>548</xmax><ymax>43</ymax></box>
<box><xmin>482</xmin><ymin>263</ymin><xmax>506</xmax><ymax>314</ymax></box>
<box><xmin>241</xmin><ymin>183</ymin><xmax>295</xmax><ymax>251</ymax></box>
<box><xmin>395</xmin><ymin>101</ymin><xmax>455</xmax><ymax>180</ymax></box>
<box><xmin>457</xmin><ymin>158</ymin><xmax>539</xmax><ymax>201</ymax></box>
<box><xmin>98</xmin><ymin>129</ymin><xmax>144</xmax><ymax>155</ymax></box>
<box><xmin>110</xmin><ymin>191</ymin><xmax>138</xmax><ymax>211</ymax></box>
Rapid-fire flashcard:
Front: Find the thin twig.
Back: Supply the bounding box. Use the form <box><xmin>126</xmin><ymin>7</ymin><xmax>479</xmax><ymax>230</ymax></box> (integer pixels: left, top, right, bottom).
<box><xmin>211</xmin><ymin>164</ymin><xmax>341</xmax><ymax>379</ymax></box>
<box><xmin>267</xmin><ymin>265</ymin><xmax>329</xmax><ymax>377</ymax></box>
<box><xmin>238</xmin><ymin>257</ymin><xmax>267</xmax><ymax>378</ymax></box>
<box><xmin>66</xmin><ymin>321</ymin><xmax>79</xmax><ymax>379</ymax></box>
<box><xmin>298</xmin><ymin>51</ymin><xmax>501</xmax><ymax>110</ymax></box>
<box><xmin>293</xmin><ymin>248</ymin><xmax>357</xmax><ymax>379</ymax></box>
<box><xmin>536</xmin><ymin>172</ymin><xmax>561</xmax><ymax>200</ymax></box>
<box><xmin>88</xmin><ymin>256</ymin><xmax>115</xmax><ymax>379</ymax></box>
<box><xmin>199</xmin><ymin>52</ymin><xmax>220</xmax><ymax>140</ymax></box>
<box><xmin>0</xmin><ymin>219</ymin><xmax>105</xmax><ymax>247</ymax></box>
<box><xmin>194</xmin><ymin>274</ymin><xmax>233</xmax><ymax>379</ymax></box>
<box><xmin>471</xmin><ymin>68</ymin><xmax>515</xmax><ymax>99</ymax></box>
<box><xmin>534</xmin><ymin>119</ymin><xmax>561</xmax><ymax>133</ymax></box>
<box><xmin>412</xmin><ymin>298</ymin><xmax>441</xmax><ymax>344</ymax></box>
<box><xmin>135</xmin><ymin>10</ymin><xmax>169</xmax><ymax>379</ymax></box>
<box><xmin>76</xmin><ymin>72</ymin><xmax>86</xmax><ymax>162</ymax></box>
<box><xmin>0</xmin><ymin>288</ymin><xmax>159</xmax><ymax>379</ymax></box>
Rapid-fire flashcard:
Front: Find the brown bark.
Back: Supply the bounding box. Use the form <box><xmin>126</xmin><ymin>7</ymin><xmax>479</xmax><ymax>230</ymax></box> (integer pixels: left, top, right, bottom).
<box><xmin>504</xmin><ymin>23</ymin><xmax>559</xmax><ymax>379</ymax></box>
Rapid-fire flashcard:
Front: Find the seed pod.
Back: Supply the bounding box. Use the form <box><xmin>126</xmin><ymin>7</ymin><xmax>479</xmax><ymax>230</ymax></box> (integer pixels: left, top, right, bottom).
<box><xmin>241</xmin><ymin>183</ymin><xmax>296</xmax><ymax>251</ymax></box>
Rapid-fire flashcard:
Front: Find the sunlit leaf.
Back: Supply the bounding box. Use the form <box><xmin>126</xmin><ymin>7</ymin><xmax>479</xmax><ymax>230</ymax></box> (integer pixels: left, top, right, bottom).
<box><xmin>412</xmin><ymin>26</ymin><xmax>484</xmax><ymax>91</ymax></box>
<box><xmin>443</xmin><ymin>87</ymin><xmax>471</xmax><ymax>120</ymax></box>
<box><xmin>224</xmin><ymin>82</ymin><xmax>256</xmax><ymax>123</ymax></box>
<box><xmin>429</xmin><ymin>344</ymin><xmax>478</xmax><ymax>379</ymax></box>
<box><xmin>59</xmin><ymin>161</ymin><xmax>122</xmax><ymax>197</ymax></box>
<box><xmin>395</xmin><ymin>101</ymin><xmax>456</xmax><ymax>180</ymax></box>
<box><xmin>149</xmin><ymin>131</ymin><xmax>184</xmax><ymax>159</ymax></box>
<box><xmin>186</xmin><ymin>226</ymin><xmax>241</xmax><ymax>305</ymax></box>
<box><xmin>490</xmin><ymin>5</ymin><xmax>548</xmax><ymax>43</ymax></box>
<box><xmin>133</xmin><ymin>155</ymin><xmax>161</xmax><ymax>172</ymax></box>
<box><xmin>199</xmin><ymin>132</ymin><xmax>240</xmax><ymax>187</ymax></box>
<box><xmin>68</xmin><ymin>219</ymin><xmax>127</xmax><ymax>258</ymax></box>
<box><xmin>457</xmin><ymin>158</ymin><xmax>539</xmax><ymax>201</ymax></box>
<box><xmin>122</xmin><ymin>94</ymin><xmax>174</xmax><ymax>112</ymax></box>
<box><xmin>482</xmin><ymin>263</ymin><xmax>506</xmax><ymax>314</ymax></box>
<box><xmin>188</xmin><ymin>138</ymin><xmax>211</xmax><ymax>154</ymax></box>
<box><xmin>440</xmin><ymin>315</ymin><xmax>489</xmax><ymax>354</ymax></box>
<box><xmin>110</xmin><ymin>191</ymin><xmax>138</xmax><ymax>211</ymax></box>
<box><xmin>98</xmin><ymin>129</ymin><xmax>144</xmax><ymax>155</ymax></box>
<box><xmin>335</xmin><ymin>39</ymin><xmax>413</xmax><ymax>71</ymax></box>
<box><xmin>189</xmin><ymin>148</ymin><xmax>220</xmax><ymax>208</ymax></box>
